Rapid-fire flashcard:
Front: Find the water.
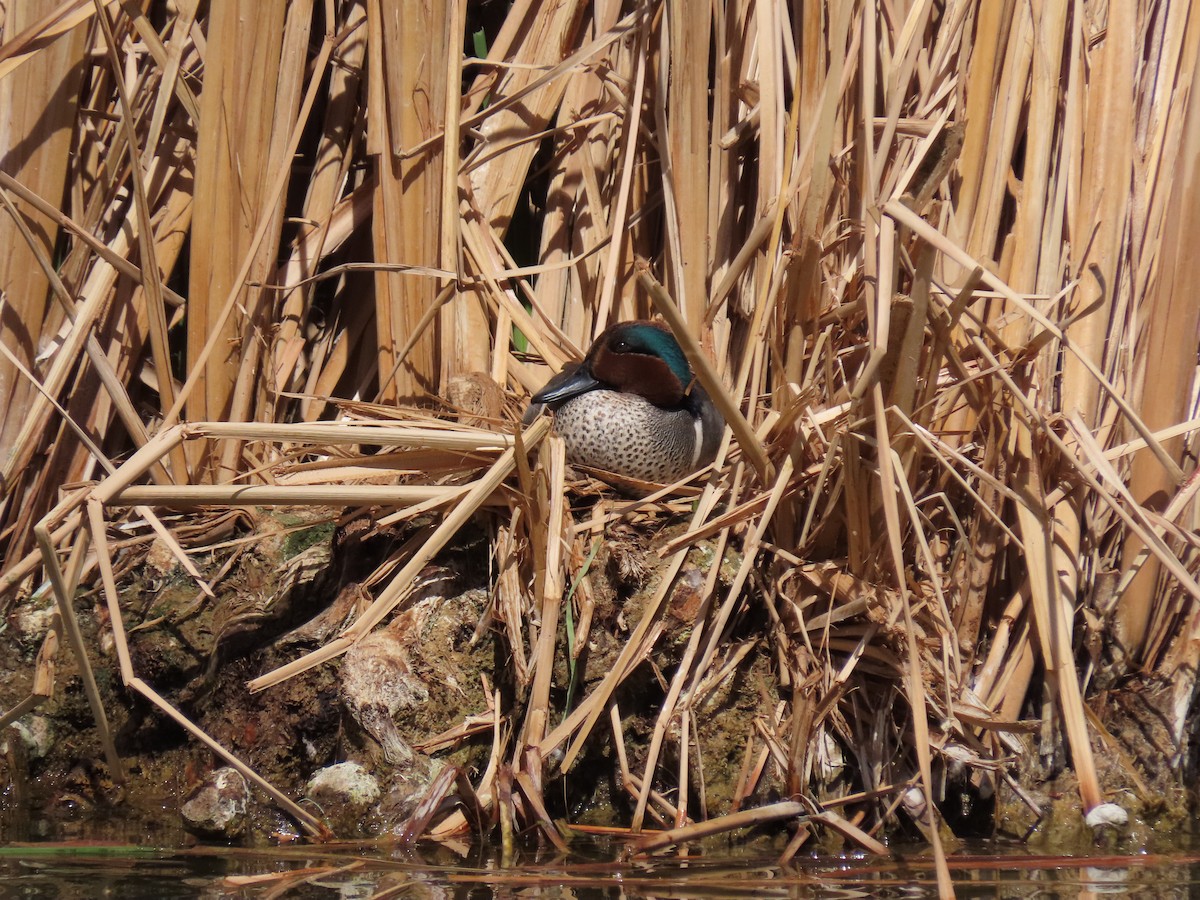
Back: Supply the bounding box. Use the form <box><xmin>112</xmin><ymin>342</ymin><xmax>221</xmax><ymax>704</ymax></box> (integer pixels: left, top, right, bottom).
<box><xmin>1</xmin><ymin>842</ymin><xmax>1198</xmax><ymax>898</ymax></box>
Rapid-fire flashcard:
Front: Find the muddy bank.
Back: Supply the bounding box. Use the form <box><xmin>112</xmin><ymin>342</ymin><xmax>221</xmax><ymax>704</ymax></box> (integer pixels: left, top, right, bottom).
<box><xmin>0</xmin><ymin>506</ymin><xmax>1195</xmax><ymax>851</ymax></box>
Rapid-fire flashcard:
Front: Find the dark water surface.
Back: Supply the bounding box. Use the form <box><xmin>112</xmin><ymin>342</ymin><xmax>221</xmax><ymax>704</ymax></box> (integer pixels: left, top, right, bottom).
<box><xmin>1</xmin><ymin>841</ymin><xmax>1198</xmax><ymax>898</ymax></box>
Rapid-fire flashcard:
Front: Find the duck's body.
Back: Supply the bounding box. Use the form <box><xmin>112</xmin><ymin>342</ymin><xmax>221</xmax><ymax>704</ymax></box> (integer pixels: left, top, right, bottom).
<box><xmin>524</xmin><ymin>321</ymin><xmax>723</xmax><ymax>483</ymax></box>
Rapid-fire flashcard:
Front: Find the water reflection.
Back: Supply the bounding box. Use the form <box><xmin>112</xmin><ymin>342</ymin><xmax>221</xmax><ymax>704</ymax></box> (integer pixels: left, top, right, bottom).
<box><xmin>0</xmin><ymin>843</ymin><xmax>1197</xmax><ymax>898</ymax></box>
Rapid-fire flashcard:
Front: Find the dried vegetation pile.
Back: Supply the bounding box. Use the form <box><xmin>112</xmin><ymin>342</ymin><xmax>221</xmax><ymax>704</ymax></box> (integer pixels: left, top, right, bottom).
<box><xmin>1</xmin><ymin>0</ymin><xmax>1199</xmax><ymax>885</ymax></box>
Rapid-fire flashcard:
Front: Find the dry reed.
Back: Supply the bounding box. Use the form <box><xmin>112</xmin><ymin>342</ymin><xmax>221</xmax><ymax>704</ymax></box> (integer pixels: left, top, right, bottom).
<box><xmin>1</xmin><ymin>3</ymin><xmax>1198</xmax><ymax>892</ymax></box>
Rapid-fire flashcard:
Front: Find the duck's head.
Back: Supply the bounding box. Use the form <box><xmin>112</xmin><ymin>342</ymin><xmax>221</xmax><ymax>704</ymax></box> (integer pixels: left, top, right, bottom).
<box><xmin>532</xmin><ymin>320</ymin><xmax>695</xmax><ymax>409</ymax></box>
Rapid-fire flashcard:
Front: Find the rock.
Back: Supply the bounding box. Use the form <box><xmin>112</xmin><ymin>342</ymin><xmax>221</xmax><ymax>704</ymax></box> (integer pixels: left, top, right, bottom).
<box><xmin>306</xmin><ymin>762</ymin><xmax>380</xmax><ymax>807</ymax></box>
<box><xmin>902</xmin><ymin>785</ymin><xmax>929</xmax><ymax>824</ymax></box>
<box><xmin>11</xmin><ymin>715</ymin><xmax>53</xmax><ymax>759</ymax></box>
<box><xmin>305</xmin><ymin>762</ymin><xmax>380</xmax><ymax>834</ymax></box>
<box><xmin>11</xmin><ymin>598</ymin><xmax>54</xmax><ymax>645</ymax></box>
<box><xmin>181</xmin><ymin>767</ymin><xmax>250</xmax><ymax>839</ymax></box>
<box><xmin>1085</xmin><ymin>802</ymin><xmax>1128</xmax><ymax>829</ymax></box>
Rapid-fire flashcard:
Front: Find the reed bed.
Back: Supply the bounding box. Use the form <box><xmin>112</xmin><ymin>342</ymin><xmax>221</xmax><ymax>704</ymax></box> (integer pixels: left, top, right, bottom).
<box><xmin>1</xmin><ymin>1</ymin><xmax>1198</xmax><ymax>891</ymax></box>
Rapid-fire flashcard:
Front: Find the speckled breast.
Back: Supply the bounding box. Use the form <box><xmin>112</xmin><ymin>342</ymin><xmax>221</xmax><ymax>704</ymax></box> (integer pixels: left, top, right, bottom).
<box><xmin>551</xmin><ymin>390</ymin><xmax>701</xmax><ymax>483</ymax></box>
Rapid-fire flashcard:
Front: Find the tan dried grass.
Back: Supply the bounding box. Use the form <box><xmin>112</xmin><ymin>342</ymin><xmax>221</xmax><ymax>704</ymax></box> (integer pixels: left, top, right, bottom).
<box><xmin>0</xmin><ymin>4</ymin><xmax>1197</xmax><ymax>885</ymax></box>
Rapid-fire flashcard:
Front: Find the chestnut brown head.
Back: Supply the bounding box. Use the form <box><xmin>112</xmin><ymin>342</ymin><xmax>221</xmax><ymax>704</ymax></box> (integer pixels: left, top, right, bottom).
<box><xmin>530</xmin><ymin>320</ymin><xmax>696</xmax><ymax>409</ymax></box>
<box><xmin>584</xmin><ymin>321</ymin><xmax>693</xmax><ymax>407</ymax></box>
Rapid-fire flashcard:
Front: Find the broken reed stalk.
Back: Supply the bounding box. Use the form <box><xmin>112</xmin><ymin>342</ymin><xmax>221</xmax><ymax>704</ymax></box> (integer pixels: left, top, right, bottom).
<box><xmin>92</xmin><ymin>0</ymin><xmax>183</xmax><ymax>482</ymax></box>
<box><xmin>0</xmin><ymin>1</ymin><xmax>87</xmax><ymax>491</ymax></box>
<box><xmin>1117</xmin><ymin>26</ymin><xmax>1200</xmax><ymax>664</ymax></box>
<box><xmin>870</xmin><ymin>383</ymin><xmax>953</xmax><ymax>896</ymax></box>
<box><xmin>520</xmin><ymin>433</ymin><xmax>567</xmax><ymax>751</ymax></box>
<box><xmin>114</xmin><ymin>484</ymin><xmax>493</xmax><ymax>507</ymax></box>
<box><xmin>636</xmin><ymin>261</ymin><xmax>771</xmax><ymax>483</ymax></box>
<box><xmin>26</xmin><ymin>514</ymin><xmax>121</xmax><ymax>777</ymax></box>
<box><xmin>632</xmin><ymin>799</ymin><xmax>807</xmax><ymax>854</ymax></box>
<box><xmin>247</xmin><ymin>416</ymin><xmax>551</xmax><ymax>691</ymax></box>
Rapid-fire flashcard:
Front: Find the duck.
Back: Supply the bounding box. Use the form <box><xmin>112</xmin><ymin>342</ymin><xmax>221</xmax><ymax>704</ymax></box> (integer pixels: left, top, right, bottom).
<box><xmin>522</xmin><ymin>320</ymin><xmax>724</xmax><ymax>483</ymax></box>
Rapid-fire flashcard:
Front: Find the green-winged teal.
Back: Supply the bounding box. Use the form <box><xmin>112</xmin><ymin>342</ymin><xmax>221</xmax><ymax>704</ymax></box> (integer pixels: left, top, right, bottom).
<box><xmin>523</xmin><ymin>320</ymin><xmax>724</xmax><ymax>483</ymax></box>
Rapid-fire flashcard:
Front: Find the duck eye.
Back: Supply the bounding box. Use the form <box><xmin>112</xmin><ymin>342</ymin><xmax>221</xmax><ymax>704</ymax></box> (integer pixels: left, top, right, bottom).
<box><xmin>611</xmin><ymin>339</ymin><xmax>631</xmax><ymax>353</ymax></box>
